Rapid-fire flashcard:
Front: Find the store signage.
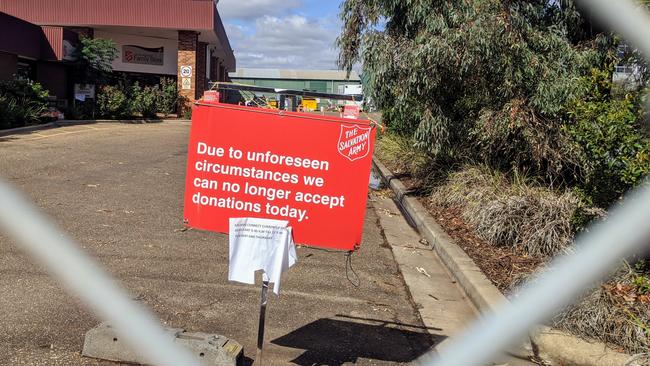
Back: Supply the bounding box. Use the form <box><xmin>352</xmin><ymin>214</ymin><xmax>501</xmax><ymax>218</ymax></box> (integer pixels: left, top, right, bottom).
<box><xmin>74</xmin><ymin>84</ymin><xmax>95</xmax><ymax>100</ymax></box>
<box><xmin>122</xmin><ymin>45</ymin><xmax>164</xmax><ymax>66</ymax></box>
<box><xmin>183</xmin><ymin>104</ymin><xmax>376</xmax><ymax>250</ymax></box>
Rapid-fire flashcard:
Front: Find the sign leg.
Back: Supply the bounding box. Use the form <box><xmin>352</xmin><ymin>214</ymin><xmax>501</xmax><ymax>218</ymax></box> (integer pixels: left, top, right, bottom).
<box><xmin>255</xmin><ymin>280</ymin><xmax>269</xmax><ymax>365</ymax></box>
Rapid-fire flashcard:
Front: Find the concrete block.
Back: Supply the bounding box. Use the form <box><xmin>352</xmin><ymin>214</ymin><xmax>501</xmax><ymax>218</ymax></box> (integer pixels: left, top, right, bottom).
<box><xmin>82</xmin><ymin>322</ymin><xmax>243</xmax><ymax>365</ymax></box>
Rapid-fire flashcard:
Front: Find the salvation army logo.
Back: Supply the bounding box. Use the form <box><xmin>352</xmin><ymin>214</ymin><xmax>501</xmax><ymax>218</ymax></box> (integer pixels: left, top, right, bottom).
<box><xmin>337</xmin><ymin>124</ymin><xmax>372</xmax><ymax>162</ymax></box>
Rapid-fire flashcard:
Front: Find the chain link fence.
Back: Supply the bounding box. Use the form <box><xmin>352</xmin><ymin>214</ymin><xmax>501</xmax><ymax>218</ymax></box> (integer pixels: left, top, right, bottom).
<box><xmin>0</xmin><ymin>1</ymin><xmax>649</xmax><ymax>365</ymax></box>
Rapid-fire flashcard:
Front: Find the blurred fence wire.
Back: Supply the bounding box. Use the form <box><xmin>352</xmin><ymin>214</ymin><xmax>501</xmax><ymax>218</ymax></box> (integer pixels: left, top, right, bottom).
<box><xmin>0</xmin><ymin>1</ymin><xmax>649</xmax><ymax>366</ymax></box>
<box><xmin>0</xmin><ymin>182</ymin><xmax>201</xmax><ymax>366</ymax></box>
<box><xmin>417</xmin><ymin>182</ymin><xmax>650</xmax><ymax>366</ymax></box>
<box><xmin>417</xmin><ymin>2</ymin><xmax>650</xmax><ymax>365</ymax></box>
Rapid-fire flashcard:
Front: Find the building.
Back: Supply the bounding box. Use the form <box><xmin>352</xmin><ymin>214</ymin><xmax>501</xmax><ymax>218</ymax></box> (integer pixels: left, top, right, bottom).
<box><xmin>229</xmin><ymin>68</ymin><xmax>362</xmax><ymax>110</ymax></box>
<box><xmin>229</xmin><ymin>68</ymin><xmax>361</xmax><ymax>94</ymax></box>
<box><xmin>0</xmin><ymin>0</ymin><xmax>235</xmax><ymax>106</ymax></box>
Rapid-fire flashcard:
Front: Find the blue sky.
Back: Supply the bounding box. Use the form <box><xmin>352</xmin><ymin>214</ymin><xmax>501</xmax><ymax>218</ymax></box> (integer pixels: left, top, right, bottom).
<box><xmin>217</xmin><ymin>0</ymin><xmax>345</xmax><ymax>70</ymax></box>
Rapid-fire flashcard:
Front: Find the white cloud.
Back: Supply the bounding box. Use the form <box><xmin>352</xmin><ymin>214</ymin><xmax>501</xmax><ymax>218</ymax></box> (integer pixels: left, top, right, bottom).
<box><xmin>227</xmin><ymin>15</ymin><xmax>341</xmax><ymax>69</ymax></box>
<box><xmin>218</xmin><ymin>0</ymin><xmax>302</xmax><ymax>21</ymax></box>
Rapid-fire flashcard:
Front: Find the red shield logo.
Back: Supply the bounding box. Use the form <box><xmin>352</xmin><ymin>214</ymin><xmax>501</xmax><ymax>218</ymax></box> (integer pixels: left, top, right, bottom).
<box><xmin>338</xmin><ymin>124</ymin><xmax>372</xmax><ymax>162</ymax></box>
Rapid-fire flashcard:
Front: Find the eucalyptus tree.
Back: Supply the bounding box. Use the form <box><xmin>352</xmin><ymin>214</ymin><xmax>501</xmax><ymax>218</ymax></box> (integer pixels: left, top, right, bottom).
<box><xmin>338</xmin><ymin>0</ymin><xmax>609</xmax><ymax>180</ymax></box>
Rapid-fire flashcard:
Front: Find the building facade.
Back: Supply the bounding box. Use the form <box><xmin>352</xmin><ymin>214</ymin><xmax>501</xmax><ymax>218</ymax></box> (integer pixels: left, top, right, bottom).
<box><xmin>0</xmin><ymin>0</ymin><xmax>235</xmax><ymax>106</ymax></box>
<box><xmin>229</xmin><ymin>68</ymin><xmax>362</xmax><ymax>110</ymax></box>
<box><xmin>229</xmin><ymin>68</ymin><xmax>361</xmax><ymax>94</ymax></box>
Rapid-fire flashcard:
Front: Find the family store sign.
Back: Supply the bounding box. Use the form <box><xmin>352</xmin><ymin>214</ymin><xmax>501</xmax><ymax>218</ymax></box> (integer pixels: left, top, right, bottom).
<box><xmin>122</xmin><ymin>45</ymin><xmax>164</xmax><ymax>66</ymax></box>
<box><xmin>183</xmin><ymin>104</ymin><xmax>376</xmax><ymax>250</ymax></box>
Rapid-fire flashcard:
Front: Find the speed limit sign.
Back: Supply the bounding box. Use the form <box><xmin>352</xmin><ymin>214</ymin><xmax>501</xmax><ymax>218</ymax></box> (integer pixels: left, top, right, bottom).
<box><xmin>180</xmin><ymin>66</ymin><xmax>192</xmax><ymax>78</ymax></box>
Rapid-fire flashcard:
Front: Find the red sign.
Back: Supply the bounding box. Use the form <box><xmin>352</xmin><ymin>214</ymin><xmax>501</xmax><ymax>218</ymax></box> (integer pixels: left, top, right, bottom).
<box><xmin>342</xmin><ymin>104</ymin><xmax>360</xmax><ymax>119</ymax></box>
<box><xmin>183</xmin><ymin>104</ymin><xmax>376</xmax><ymax>250</ymax></box>
<box><xmin>203</xmin><ymin>91</ymin><xmax>220</xmax><ymax>104</ymax></box>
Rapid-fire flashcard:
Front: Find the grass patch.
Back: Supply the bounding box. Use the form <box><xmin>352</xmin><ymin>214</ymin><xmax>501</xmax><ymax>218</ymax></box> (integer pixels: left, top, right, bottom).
<box><xmin>375</xmin><ymin>132</ymin><xmax>648</xmax><ymax>354</ymax></box>
<box><xmin>553</xmin><ymin>262</ymin><xmax>650</xmax><ymax>354</ymax></box>
<box><xmin>430</xmin><ymin>166</ymin><xmax>583</xmax><ymax>256</ymax></box>
<box><xmin>375</xmin><ymin>133</ymin><xmax>438</xmax><ymax>185</ymax></box>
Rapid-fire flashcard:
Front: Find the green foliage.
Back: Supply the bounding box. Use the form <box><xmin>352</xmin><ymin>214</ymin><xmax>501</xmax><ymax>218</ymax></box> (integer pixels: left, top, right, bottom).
<box><xmin>376</xmin><ymin>132</ymin><xmax>436</xmax><ymax>180</ymax></box>
<box><xmin>566</xmin><ymin>69</ymin><xmax>650</xmax><ymax>206</ymax></box>
<box><xmin>97</xmin><ymin>85</ymin><xmax>130</xmax><ymax>119</ymax></box>
<box><xmin>634</xmin><ymin>274</ymin><xmax>650</xmax><ymax>295</ymax></box>
<box><xmin>75</xmin><ymin>37</ymin><xmax>118</xmax><ymax>84</ymax></box>
<box><xmin>79</xmin><ymin>36</ymin><xmax>118</xmax><ymax>74</ymax></box>
<box><xmin>157</xmin><ymin>78</ymin><xmax>179</xmax><ymax>116</ymax></box>
<box><xmin>339</xmin><ymin>0</ymin><xmax>604</xmax><ymax>171</ymax></box>
<box><xmin>129</xmin><ymin>83</ymin><xmax>160</xmax><ymax>119</ymax></box>
<box><xmin>96</xmin><ymin>79</ymin><xmax>181</xmax><ymax>120</ymax></box>
<box><xmin>64</xmin><ymin>101</ymin><xmax>94</xmax><ymax>120</ymax></box>
<box><xmin>182</xmin><ymin>105</ymin><xmax>193</xmax><ymax>120</ymax></box>
<box><xmin>631</xmin><ymin>261</ymin><xmax>650</xmax><ymax>295</ymax></box>
<box><xmin>429</xmin><ymin>165</ymin><xmax>583</xmax><ymax>256</ymax></box>
<box><xmin>0</xmin><ymin>78</ymin><xmax>49</xmax><ymax>129</ymax></box>
<box><xmin>339</xmin><ymin>0</ymin><xmax>648</xmax><ymax>208</ymax></box>
<box><xmin>139</xmin><ymin>86</ymin><xmax>160</xmax><ymax>118</ymax></box>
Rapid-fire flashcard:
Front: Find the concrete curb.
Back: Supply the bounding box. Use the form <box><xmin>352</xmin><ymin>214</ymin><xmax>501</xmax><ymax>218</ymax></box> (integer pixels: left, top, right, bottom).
<box><xmin>57</xmin><ymin>119</ymin><xmax>191</xmax><ymax>126</ymax></box>
<box><xmin>0</xmin><ymin>123</ymin><xmax>57</xmax><ymax>137</ymax></box>
<box><xmin>372</xmin><ymin>157</ymin><xmax>506</xmax><ymax>314</ymax></box>
<box><xmin>0</xmin><ymin>119</ymin><xmax>191</xmax><ymax>137</ymax></box>
<box><xmin>371</xmin><ymin>157</ymin><xmax>634</xmax><ymax>366</ymax></box>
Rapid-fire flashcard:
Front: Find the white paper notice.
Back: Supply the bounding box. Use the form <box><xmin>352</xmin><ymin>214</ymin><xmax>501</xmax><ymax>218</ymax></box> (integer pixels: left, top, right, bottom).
<box><xmin>228</xmin><ymin>217</ymin><xmax>297</xmax><ymax>295</ymax></box>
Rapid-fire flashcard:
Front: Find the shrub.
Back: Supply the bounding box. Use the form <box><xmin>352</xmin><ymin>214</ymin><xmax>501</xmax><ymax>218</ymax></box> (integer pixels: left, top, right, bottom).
<box><xmin>140</xmin><ymin>86</ymin><xmax>159</xmax><ymax>118</ymax></box>
<box><xmin>338</xmin><ymin>0</ymin><xmax>604</xmax><ymax>174</ymax></box>
<box><xmin>75</xmin><ymin>36</ymin><xmax>118</xmax><ymax>85</ymax></box>
<box><xmin>178</xmin><ymin>94</ymin><xmax>192</xmax><ymax>119</ymax></box>
<box><xmin>430</xmin><ymin>166</ymin><xmax>588</xmax><ymax>256</ymax></box>
<box><xmin>566</xmin><ymin>69</ymin><xmax>650</xmax><ymax>207</ymax></box>
<box><xmin>97</xmin><ymin>85</ymin><xmax>130</xmax><ymax>119</ymax></box>
<box><xmin>182</xmin><ymin>105</ymin><xmax>193</xmax><ymax>120</ymax></box>
<box><xmin>0</xmin><ymin>95</ymin><xmax>19</xmax><ymax>129</ymax></box>
<box><xmin>129</xmin><ymin>83</ymin><xmax>159</xmax><ymax>118</ymax></box>
<box><xmin>553</xmin><ymin>262</ymin><xmax>650</xmax><ymax>354</ymax></box>
<box><xmin>65</xmin><ymin>99</ymin><xmax>96</xmax><ymax>120</ymax></box>
<box><xmin>97</xmin><ymin>80</ymin><xmax>178</xmax><ymax>120</ymax></box>
<box><xmin>0</xmin><ymin>78</ymin><xmax>49</xmax><ymax>129</ymax></box>
<box><xmin>157</xmin><ymin>78</ymin><xmax>178</xmax><ymax>116</ymax></box>
<box><xmin>376</xmin><ymin>133</ymin><xmax>435</xmax><ymax>179</ymax></box>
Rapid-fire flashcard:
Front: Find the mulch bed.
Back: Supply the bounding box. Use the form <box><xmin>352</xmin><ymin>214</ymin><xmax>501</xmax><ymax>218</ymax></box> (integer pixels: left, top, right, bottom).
<box><xmin>383</xmin><ymin>166</ymin><xmax>544</xmax><ymax>293</ymax></box>
<box><xmin>378</xmin><ymin>161</ymin><xmax>648</xmax><ymax>354</ymax></box>
<box><xmin>423</xmin><ymin>203</ymin><xmax>544</xmax><ymax>293</ymax></box>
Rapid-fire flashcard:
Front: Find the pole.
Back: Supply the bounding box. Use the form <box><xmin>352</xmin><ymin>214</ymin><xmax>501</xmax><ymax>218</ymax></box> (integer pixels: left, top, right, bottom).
<box><xmin>255</xmin><ymin>280</ymin><xmax>269</xmax><ymax>365</ymax></box>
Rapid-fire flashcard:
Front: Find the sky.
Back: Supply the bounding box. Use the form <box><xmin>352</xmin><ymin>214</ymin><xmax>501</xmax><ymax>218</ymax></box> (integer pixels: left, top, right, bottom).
<box><xmin>217</xmin><ymin>0</ymin><xmax>345</xmax><ymax>70</ymax></box>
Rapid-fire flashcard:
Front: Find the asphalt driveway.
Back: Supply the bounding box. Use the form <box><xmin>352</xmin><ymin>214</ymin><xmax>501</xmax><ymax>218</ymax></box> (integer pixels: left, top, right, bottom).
<box><xmin>0</xmin><ymin>122</ymin><xmax>435</xmax><ymax>365</ymax></box>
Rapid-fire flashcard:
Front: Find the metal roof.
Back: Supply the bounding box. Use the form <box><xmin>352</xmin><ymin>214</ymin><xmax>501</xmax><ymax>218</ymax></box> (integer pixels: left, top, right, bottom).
<box><xmin>229</xmin><ymin>68</ymin><xmax>361</xmax><ymax>81</ymax></box>
<box><xmin>0</xmin><ymin>0</ymin><xmax>235</xmax><ymax>69</ymax></box>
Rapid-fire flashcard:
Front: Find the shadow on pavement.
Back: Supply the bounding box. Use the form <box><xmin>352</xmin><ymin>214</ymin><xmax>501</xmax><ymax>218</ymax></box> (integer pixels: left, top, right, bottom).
<box><xmin>271</xmin><ymin>316</ymin><xmax>442</xmax><ymax>365</ymax></box>
<box><xmin>0</xmin><ymin>137</ymin><xmax>19</xmax><ymax>143</ymax></box>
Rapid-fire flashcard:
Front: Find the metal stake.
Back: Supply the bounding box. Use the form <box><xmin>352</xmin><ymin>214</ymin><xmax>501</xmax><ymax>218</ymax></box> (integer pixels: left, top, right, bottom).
<box><xmin>255</xmin><ymin>280</ymin><xmax>269</xmax><ymax>365</ymax></box>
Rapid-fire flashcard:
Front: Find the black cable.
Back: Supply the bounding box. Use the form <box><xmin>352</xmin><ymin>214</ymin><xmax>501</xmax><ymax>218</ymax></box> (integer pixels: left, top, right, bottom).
<box><xmin>345</xmin><ymin>250</ymin><xmax>360</xmax><ymax>287</ymax></box>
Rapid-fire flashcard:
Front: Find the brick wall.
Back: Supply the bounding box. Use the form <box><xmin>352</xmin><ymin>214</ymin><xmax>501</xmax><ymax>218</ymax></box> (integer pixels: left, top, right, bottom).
<box><xmin>177</xmin><ymin>30</ymin><xmax>198</xmax><ymax>109</ymax></box>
